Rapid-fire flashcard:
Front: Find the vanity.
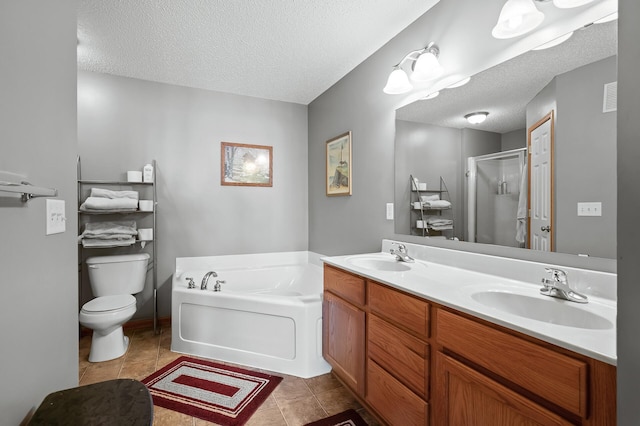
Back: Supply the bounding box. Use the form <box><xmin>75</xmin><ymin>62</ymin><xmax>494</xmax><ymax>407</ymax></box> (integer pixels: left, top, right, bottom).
<box><xmin>322</xmin><ymin>240</ymin><xmax>616</xmax><ymax>426</ymax></box>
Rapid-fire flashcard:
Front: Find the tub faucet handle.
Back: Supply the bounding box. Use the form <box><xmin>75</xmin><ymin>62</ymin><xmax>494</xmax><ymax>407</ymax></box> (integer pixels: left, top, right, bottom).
<box><xmin>185</xmin><ymin>277</ymin><xmax>196</xmax><ymax>289</ymax></box>
<box><xmin>214</xmin><ymin>280</ymin><xmax>226</xmax><ymax>292</ymax></box>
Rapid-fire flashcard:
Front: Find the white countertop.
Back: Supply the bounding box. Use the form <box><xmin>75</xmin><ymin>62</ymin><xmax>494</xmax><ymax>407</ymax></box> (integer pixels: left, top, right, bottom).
<box><xmin>322</xmin><ymin>242</ymin><xmax>617</xmax><ymax>366</ymax></box>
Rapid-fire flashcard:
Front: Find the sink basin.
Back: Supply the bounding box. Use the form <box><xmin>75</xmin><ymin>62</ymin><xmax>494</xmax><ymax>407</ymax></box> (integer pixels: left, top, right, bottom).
<box><xmin>471</xmin><ymin>291</ymin><xmax>613</xmax><ymax>330</ymax></box>
<box><xmin>346</xmin><ymin>256</ymin><xmax>412</xmax><ymax>272</ymax></box>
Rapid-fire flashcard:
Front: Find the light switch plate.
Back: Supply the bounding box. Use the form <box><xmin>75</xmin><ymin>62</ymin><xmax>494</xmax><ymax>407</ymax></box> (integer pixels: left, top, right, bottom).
<box><xmin>386</xmin><ymin>203</ymin><xmax>394</xmax><ymax>220</ymax></box>
<box><xmin>577</xmin><ymin>202</ymin><xmax>602</xmax><ymax>217</ymax></box>
<box><xmin>46</xmin><ymin>199</ymin><xmax>66</xmax><ymax>235</ymax></box>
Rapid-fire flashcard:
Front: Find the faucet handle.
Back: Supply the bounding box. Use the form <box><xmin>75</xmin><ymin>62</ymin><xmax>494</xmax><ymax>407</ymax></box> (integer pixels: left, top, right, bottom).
<box><xmin>185</xmin><ymin>277</ymin><xmax>196</xmax><ymax>289</ymax></box>
<box><xmin>391</xmin><ymin>242</ymin><xmax>407</xmax><ymax>253</ymax></box>
<box><xmin>214</xmin><ymin>280</ymin><xmax>226</xmax><ymax>292</ymax></box>
<box><xmin>544</xmin><ymin>267</ymin><xmax>568</xmax><ymax>283</ymax></box>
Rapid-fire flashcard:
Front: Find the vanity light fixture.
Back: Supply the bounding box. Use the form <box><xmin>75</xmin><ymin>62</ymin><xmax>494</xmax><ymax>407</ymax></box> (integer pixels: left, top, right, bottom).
<box><xmin>447</xmin><ymin>76</ymin><xmax>471</xmax><ymax>89</ymax></box>
<box><xmin>383</xmin><ymin>42</ymin><xmax>443</xmax><ymax>94</ymax></box>
<box><xmin>422</xmin><ymin>91</ymin><xmax>440</xmax><ymax>100</ymax></box>
<box><xmin>552</xmin><ymin>0</ymin><xmax>595</xmax><ymax>8</ymax></box>
<box><xmin>492</xmin><ymin>0</ymin><xmax>545</xmax><ymax>39</ymax></box>
<box><xmin>465</xmin><ymin>111</ymin><xmax>489</xmax><ymax>124</ymax></box>
<box><xmin>594</xmin><ymin>12</ymin><xmax>618</xmax><ymax>24</ymax></box>
<box><xmin>532</xmin><ymin>31</ymin><xmax>573</xmax><ymax>50</ymax></box>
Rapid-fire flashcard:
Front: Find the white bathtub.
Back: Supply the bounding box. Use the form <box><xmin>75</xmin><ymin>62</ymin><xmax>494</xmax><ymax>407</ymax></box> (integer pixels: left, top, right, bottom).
<box><xmin>171</xmin><ymin>251</ymin><xmax>331</xmax><ymax>378</ymax></box>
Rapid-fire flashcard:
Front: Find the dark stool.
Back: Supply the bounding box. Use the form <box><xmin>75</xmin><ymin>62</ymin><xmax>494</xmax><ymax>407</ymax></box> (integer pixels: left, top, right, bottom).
<box><xmin>29</xmin><ymin>379</ymin><xmax>153</xmax><ymax>425</ymax></box>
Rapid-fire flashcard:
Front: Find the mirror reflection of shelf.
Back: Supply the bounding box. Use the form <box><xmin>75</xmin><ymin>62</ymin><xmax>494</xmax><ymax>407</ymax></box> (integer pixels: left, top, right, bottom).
<box><xmin>409</xmin><ymin>175</ymin><xmax>454</xmax><ymax>237</ymax></box>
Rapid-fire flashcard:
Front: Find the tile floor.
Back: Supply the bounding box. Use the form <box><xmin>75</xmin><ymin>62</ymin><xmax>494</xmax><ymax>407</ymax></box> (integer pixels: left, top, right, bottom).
<box><xmin>79</xmin><ymin>327</ymin><xmax>380</xmax><ymax>426</ymax></box>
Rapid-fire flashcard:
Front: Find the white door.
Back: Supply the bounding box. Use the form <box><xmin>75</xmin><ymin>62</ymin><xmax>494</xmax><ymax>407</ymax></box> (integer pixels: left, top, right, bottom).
<box><xmin>528</xmin><ymin>112</ymin><xmax>554</xmax><ymax>252</ymax></box>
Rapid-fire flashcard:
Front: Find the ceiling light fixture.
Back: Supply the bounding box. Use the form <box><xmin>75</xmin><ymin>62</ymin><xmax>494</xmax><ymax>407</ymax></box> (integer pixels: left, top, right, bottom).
<box><xmin>383</xmin><ymin>42</ymin><xmax>443</xmax><ymax>94</ymax></box>
<box><xmin>492</xmin><ymin>0</ymin><xmax>545</xmax><ymax>39</ymax></box>
<box><xmin>552</xmin><ymin>0</ymin><xmax>595</xmax><ymax>8</ymax></box>
<box><xmin>465</xmin><ymin>112</ymin><xmax>489</xmax><ymax>124</ymax></box>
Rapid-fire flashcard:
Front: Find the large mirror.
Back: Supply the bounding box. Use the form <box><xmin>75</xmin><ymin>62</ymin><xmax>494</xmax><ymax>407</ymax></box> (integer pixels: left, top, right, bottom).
<box><xmin>394</xmin><ymin>19</ymin><xmax>617</xmax><ymax>259</ymax></box>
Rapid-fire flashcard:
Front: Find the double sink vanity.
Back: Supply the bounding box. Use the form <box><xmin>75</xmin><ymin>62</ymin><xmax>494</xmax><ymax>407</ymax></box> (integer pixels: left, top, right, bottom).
<box><xmin>321</xmin><ymin>240</ymin><xmax>616</xmax><ymax>425</ymax></box>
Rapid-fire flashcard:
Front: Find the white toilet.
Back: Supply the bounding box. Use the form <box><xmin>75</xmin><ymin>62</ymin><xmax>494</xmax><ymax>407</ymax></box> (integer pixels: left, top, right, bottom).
<box><xmin>79</xmin><ymin>253</ymin><xmax>150</xmax><ymax>362</ymax></box>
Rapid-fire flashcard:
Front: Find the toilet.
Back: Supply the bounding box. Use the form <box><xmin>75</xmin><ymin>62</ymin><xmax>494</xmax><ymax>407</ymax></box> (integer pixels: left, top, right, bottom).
<box><xmin>79</xmin><ymin>253</ymin><xmax>150</xmax><ymax>362</ymax></box>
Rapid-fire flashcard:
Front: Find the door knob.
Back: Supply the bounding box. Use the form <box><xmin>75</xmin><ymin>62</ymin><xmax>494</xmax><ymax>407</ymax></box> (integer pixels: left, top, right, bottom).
<box><xmin>541</xmin><ymin>225</ymin><xmax>551</xmax><ymax>232</ymax></box>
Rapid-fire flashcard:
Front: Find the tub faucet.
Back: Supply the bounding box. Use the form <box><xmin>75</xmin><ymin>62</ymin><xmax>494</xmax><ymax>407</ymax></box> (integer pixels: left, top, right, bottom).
<box><xmin>540</xmin><ymin>267</ymin><xmax>588</xmax><ymax>304</ymax></box>
<box><xmin>390</xmin><ymin>243</ymin><xmax>414</xmax><ymax>263</ymax></box>
<box><xmin>201</xmin><ymin>271</ymin><xmax>218</xmax><ymax>290</ymax></box>
<box><xmin>214</xmin><ymin>280</ymin><xmax>226</xmax><ymax>292</ymax></box>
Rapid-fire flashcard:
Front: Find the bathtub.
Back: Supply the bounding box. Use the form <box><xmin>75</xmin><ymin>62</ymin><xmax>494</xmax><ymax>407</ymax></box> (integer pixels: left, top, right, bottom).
<box><xmin>171</xmin><ymin>251</ymin><xmax>332</xmax><ymax>378</ymax></box>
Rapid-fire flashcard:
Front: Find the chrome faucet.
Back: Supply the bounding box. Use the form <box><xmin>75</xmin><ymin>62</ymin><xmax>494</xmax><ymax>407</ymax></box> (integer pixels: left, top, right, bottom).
<box><xmin>185</xmin><ymin>277</ymin><xmax>196</xmax><ymax>289</ymax></box>
<box><xmin>214</xmin><ymin>280</ymin><xmax>225</xmax><ymax>292</ymax></box>
<box><xmin>540</xmin><ymin>267</ymin><xmax>588</xmax><ymax>303</ymax></box>
<box><xmin>390</xmin><ymin>243</ymin><xmax>414</xmax><ymax>263</ymax></box>
<box><xmin>201</xmin><ymin>271</ymin><xmax>218</xmax><ymax>290</ymax></box>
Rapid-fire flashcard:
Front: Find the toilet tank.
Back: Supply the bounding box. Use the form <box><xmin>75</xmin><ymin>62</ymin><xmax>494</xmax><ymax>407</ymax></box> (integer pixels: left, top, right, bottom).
<box><xmin>86</xmin><ymin>253</ymin><xmax>150</xmax><ymax>297</ymax></box>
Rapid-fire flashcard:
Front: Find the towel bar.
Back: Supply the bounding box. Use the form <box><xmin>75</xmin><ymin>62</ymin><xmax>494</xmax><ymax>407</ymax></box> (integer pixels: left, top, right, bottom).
<box><xmin>0</xmin><ymin>171</ymin><xmax>58</xmax><ymax>202</ymax></box>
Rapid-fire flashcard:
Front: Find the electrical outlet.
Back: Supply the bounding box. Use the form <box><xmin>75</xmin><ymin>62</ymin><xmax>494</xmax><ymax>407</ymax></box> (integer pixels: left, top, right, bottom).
<box><xmin>386</xmin><ymin>203</ymin><xmax>394</xmax><ymax>220</ymax></box>
<box><xmin>46</xmin><ymin>199</ymin><xmax>66</xmax><ymax>235</ymax></box>
<box><xmin>577</xmin><ymin>202</ymin><xmax>602</xmax><ymax>217</ymax></box>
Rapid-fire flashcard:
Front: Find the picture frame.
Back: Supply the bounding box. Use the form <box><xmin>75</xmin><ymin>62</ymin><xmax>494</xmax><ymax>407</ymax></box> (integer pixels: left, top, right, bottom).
<box><xmin>221</xmin><ymin>142</ymin><xmax>273</xmax><ymax>187</ymax></box>
<box><xmin>326</xmin><ymin>131</ymin><xmax>352</xmax><ymax>196</ymax></box>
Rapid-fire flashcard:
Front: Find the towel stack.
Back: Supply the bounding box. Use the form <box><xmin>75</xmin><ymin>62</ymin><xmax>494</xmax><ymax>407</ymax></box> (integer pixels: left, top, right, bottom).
<box><xmin>80</xmin><ymin>188</ymin><xmax>139</xmax><ymax>212</ymax></box>
<box><xmin>427</xmin><ymin>217</ymin><xmax>454</xmax><ymax>231</ymax></box>
<box><xmin>78</xmin><ymin>220</ymin><xmax>138</xmax><ymax>248</ymax></box>
<box><xmin>422</xmin><ymin>199</ymin><xmax>451</xmax><ymax>209</ymax></box>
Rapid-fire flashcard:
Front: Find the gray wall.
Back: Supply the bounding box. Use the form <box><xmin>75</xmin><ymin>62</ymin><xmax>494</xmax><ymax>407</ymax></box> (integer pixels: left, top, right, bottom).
<box><xmin>78</xmin><ymin>71</ymin><xmax>309</xmax><ymax>318</ymax></box>
<box><xmin>526</xmin><ymin>57</ymin><xmax>617</xmax><ymax>258</ymax></box>
<box><xmin>0</xmin><ymin>1</ymin><xmax>78</xmax><ymax>424</ymax></box>
<box><xmin>617</xmin><ymin>0</ymin><xmax>640</xmax><ymax>423</ymax></box>
<box><xmin>501</xmin><ymin>129</ymin><xmax>526</xmax><ymax>151</ymax></box>
<box><xmin>555</xmin><ymin>56</ymin><xmax>617</xmax><ymax>258</ymax></box>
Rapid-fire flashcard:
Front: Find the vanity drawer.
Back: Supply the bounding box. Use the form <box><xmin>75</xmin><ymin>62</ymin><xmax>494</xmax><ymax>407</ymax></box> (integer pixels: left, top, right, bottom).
<box><xmin>368</xmin><ymin>281</ymin><xmax>430</xmax><ymax>338</ymax></box>
<box><xmin>436</xmin><ymin>309</ymin><xmax>588</xmax><ymax>417</ymax></box>
<box><xmin>324</xmin><ymin>265</ymin><xmax>365</xmax><ymax>306</ymax></box>
<box><xmin>367</xmin><ymin>359</ymin><xmax>429</xmax><ymax>426</ymax></box>
<box><xmin>368</xmin><ymin>314</ymin><xmax>429</xmax><ymax>399</ymax></box>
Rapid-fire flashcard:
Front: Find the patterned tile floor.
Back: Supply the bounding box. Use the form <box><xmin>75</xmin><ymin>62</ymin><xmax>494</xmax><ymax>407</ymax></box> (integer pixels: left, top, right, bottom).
<box><xmin>79</xmin><ymin>327</ymin><xmax>379</xmax><ymax>425</ymax></box>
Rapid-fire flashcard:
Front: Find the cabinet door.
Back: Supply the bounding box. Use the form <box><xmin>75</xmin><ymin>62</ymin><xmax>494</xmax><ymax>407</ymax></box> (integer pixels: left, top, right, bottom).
<box><xmin>434</xmin><ymin>353</ymin><xmax>573</xmax><ymax>426</ymax></box>
<box><xmin>323</xmin><ymin>291</ymin><xmax>365</xmax><ymax>396</ymax></box>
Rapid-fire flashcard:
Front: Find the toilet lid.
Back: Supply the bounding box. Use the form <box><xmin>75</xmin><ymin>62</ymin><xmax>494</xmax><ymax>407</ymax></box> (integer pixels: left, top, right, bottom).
<box><xmin>82</xmin><ymin>295</ymin><xmax>136</xmax><ymax>313</ymax></box>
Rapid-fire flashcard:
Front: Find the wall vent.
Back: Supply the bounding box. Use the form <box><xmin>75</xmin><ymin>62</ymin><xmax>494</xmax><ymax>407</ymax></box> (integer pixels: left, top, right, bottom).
<box><xmin>603</xmin><ymin>81</ymin><xmax>617</xmax><ymax>113</ymax></box>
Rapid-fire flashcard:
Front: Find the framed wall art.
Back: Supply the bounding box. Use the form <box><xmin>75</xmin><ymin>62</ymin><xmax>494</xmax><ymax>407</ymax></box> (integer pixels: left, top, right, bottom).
<box><xmin>326</xmin><ymin>131</ymin><xmax>352</xmax><ymax>196</ymax></box>
<box><xmin>221</xmin><ymin>142</ymin><xmax>273</xmax><ymax>187</ymax></box>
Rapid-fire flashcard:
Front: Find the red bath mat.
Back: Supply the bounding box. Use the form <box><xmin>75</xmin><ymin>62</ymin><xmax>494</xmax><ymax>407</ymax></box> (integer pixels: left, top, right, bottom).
<box><xmin>141</xmin><ymin>356</ymin><xmax>282</xmax><ymax>425</ymax></box>
<box><xmin>304</xmin><ymin>409</ymin><xmax>369</xmax><ymax>426</ymax></box>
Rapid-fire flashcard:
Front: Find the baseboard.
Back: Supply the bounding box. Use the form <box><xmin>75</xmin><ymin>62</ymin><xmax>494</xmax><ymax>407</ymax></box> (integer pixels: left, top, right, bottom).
<box><xmin>80</xmin><ymin>316</ymin><xmax>171</xmax><ymax>337</ymax></box>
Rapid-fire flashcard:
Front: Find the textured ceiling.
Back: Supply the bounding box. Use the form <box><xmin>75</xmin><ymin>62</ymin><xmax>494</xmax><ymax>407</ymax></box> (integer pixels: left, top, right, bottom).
<box><xmin>77</xmin><ymin>0</ymin><xmax>440</xmax><ymax>105</ymax></box>
<box><xmin>396</xmin><ymin>19</ymin><xmax>617</xmax><ymax>134</ymax></box>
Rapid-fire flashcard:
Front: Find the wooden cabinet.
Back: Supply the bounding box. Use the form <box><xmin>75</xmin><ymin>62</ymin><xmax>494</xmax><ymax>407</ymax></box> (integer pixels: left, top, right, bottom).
<box><xmin>322</xmin><ymin>265</ymin><xmax>365</xmax><ymax>396</ymax></box>
<box><xmin>435</xmin><ymin>353</ymin><xmax>573</xmax><ymax>426</ymax></box>
<box><xmin>322</xmin><ymin>265</ymin><xmax>616</xmax><ymax>426</ymax></box>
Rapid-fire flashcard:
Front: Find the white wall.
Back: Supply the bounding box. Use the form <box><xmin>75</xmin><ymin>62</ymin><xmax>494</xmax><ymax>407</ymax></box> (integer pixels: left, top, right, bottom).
<box><xmin>0</xmin><ymin>1</ymin><xmax>78</xmax><ymax>424</ymax></box>
<box><xmin>78</xmin><ymin>71</ymin><xmax>309</xmax><ymax>318</ymax></box>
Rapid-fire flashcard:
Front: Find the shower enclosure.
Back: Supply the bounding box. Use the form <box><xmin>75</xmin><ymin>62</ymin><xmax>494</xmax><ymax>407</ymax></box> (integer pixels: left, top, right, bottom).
<box><xmin>466</xmin><ymin>148</ymin><xmax>527</xmax><ymax>247</ymax></box>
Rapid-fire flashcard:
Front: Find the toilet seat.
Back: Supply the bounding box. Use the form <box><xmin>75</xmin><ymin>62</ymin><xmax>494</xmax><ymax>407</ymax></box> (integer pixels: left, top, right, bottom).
<box><xmin>81</xmin><ymin>295</ymin><xmax>136</xmax><ymax>314</ymax></box>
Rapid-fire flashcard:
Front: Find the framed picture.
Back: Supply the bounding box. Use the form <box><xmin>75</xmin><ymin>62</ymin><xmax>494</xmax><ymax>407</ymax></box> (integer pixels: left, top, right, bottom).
<box><xmin>326</xmin><ymin>131</ymin><xmax>352</xmax><ymax>196</ymax></box>
<box><xmin>221</xmin><ymin>142</ymin><xmax>273</xmax><ymax>187</ymax></box>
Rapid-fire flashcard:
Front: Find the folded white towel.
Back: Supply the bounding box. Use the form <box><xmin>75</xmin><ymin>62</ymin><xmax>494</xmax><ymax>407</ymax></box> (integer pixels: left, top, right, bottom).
<box><xmin>79</xmin><ymin>221</ymin><xmax>138</xmax><ymax>239</ymax></box>
<box><xmin>90</xmin><ymin>188</ymin><xmax>139</xmax><ymax>200</ymax></box>
<box><xmin>423</xmin><ymin>199</ymin><xmax>451</xmax><ymax>209</ymax></box>
<box><xmin>420</xmin><ymin>194</ymin><xmax>440</xmax><ymax>203</ymax></box>
<box><xmin>80</xmin><ymin>197</ymin><xmax>139</xmax><ymax>211</ymax></box>
<box><xmin>81</xmin><ymin>237</ymin><xmax>136</xmax><ymax>248</ymax></box>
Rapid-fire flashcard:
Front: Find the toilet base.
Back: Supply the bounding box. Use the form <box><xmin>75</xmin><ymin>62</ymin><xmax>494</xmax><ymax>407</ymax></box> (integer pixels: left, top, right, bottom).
<box><xmin>89</xmin><ymin>327</ymin><xmax>130</xmax><ymax>363</ymax></box>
